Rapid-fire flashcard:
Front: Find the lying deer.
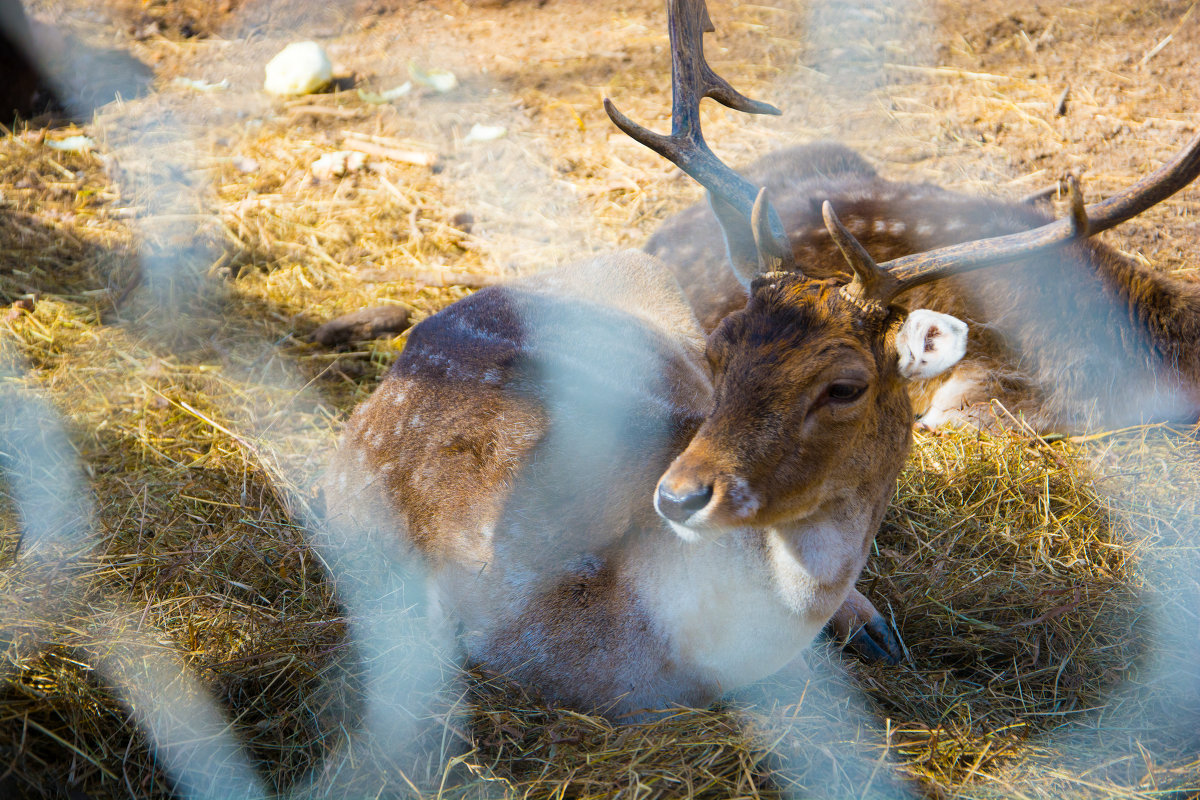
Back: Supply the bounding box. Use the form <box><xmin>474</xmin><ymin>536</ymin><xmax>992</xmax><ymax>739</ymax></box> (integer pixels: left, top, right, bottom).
<box><xmin>325</xmin><ymin>0</ymin><xmax>1200</xmax><ymax>718</ymax></box>
<box><xmin>647</xmin><ymin>141</ymin><xmax>1200</xmax><ymax>432</ymax></box>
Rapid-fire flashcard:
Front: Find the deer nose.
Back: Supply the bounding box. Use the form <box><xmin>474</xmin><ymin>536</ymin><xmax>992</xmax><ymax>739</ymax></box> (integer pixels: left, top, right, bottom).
<box><xmin>656</xmin><ymin>482</ymin><xmax>714</xmax><ymax>523</ymax></box>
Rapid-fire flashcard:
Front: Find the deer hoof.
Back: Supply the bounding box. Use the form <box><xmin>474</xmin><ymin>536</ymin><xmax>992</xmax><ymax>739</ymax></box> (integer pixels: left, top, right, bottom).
<box><xmin>827</xmin><ymin>588</ymin><xmax>904</xmax><ymax>665</ymax></box>
<box><xmin>843</xmin><ymin>613</ymin><xmax>903</xmax><ymax>665</ymax></box>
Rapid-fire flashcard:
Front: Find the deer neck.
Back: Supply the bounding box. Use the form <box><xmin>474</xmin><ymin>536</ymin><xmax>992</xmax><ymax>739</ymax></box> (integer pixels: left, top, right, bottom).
<box><xmin>627</xmin><ymin>528</ymin><xmax>820</xmax><ymax>690</ymax></box>
<box><xmin>627</xmin><ymin>500</ymin><xmax>878</xmax><ymax>688</ymax></box>
<box><xmin>763</xmin><ymin>503</ymin><xmax>877</xmax><ymax>620</ymax></box>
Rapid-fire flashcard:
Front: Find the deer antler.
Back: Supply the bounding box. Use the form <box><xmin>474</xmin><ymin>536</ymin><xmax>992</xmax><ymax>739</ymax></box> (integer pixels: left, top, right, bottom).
<box><xmin>827</xmin><ymin>130</ymin><xmax>1200</xmax><ymax>306</ymax></box>
<box><xmin>604</xmin><ymin>0</ymin><xmax>795</xmax><ymax>280</ymax></box>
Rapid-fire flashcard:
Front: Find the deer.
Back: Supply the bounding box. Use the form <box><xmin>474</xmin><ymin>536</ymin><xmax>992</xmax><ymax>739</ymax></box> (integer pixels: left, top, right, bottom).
<box><xmin>323</xmin><ymin>0</ymin><xmax>1200</xmax><ymax>720</ymax></box>
<box><xmin>645</xmin><ymin>140</ymin><xmax>1200</xmax><ymax>434</ymax></box>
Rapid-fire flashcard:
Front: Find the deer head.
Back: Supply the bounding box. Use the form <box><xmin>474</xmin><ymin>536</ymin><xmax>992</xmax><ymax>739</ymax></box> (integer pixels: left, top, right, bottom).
<box><xmin>603</xmin><ymin>0</ymin><xmax>968</xmax><ymax>535</ymax></box>
<box><xmin>607</xmin><ymin>0</ymin><xmax>1200</xmax><ymax>536</ymax></box>
<box><xmin>658</xmin><ymin>273</ymin><xmax>970</xmax><ymax>534</ymax></box>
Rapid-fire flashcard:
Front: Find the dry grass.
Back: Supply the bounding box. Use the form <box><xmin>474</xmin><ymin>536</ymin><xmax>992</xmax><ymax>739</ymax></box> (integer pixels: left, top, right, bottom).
<box><xmin>2</xmin><ymin>0</ymin><xmax>1200</xmax><ymax>797</ymax></box>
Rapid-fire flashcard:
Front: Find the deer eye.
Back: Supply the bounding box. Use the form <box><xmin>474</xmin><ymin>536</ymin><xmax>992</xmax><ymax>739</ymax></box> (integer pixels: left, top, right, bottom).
<box><xmin>825</xmin><ymin>382</ymin><xmax>867</xmax><ymax>403</ymax></box>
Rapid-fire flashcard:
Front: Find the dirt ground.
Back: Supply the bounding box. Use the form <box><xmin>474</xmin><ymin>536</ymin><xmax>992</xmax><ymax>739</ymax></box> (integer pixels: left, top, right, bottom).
<box><xmin>2</xmin><ymin>0</ymin><xmax>1200</xmax><ymax>798</ymax></box>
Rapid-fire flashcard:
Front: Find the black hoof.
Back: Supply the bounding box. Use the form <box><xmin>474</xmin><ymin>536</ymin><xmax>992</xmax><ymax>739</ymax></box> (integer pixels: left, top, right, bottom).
<box><xmin>832</xmin><ymin>614</ymin><xmax>903</xmax><ymax>665</ymax></box>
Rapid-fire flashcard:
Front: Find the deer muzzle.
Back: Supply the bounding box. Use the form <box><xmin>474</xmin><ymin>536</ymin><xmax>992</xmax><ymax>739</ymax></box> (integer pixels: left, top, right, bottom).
<box><xmin>654</xmin><ymin>442</ymin><xmax>764</xmax><ymax>536</ymax></box>
<box><xmin>655</xmin><ymin>481</ymin><xmax>714</xmax><ymax>524</ymax></box>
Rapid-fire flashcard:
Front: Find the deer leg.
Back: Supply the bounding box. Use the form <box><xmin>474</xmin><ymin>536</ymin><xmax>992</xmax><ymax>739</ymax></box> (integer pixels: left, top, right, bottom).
<box><xmin>826</xmin><ymin>587</ymin><xmax>903</xmax><ymax>665</ymax></box>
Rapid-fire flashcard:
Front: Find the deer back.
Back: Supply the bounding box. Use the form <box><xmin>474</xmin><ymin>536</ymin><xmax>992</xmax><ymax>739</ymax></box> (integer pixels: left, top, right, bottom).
<box><xmin>324</xmin><ymin>250</ymin><xmax>711</xmax><ymax>571</ymax></box>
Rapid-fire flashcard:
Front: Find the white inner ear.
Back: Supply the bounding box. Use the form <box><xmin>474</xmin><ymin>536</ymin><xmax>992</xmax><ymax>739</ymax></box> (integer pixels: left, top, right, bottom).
<box><xmin>895</xmin><ymin>309</ymin><xmax>968</xmax><ymax>380</ymax></box>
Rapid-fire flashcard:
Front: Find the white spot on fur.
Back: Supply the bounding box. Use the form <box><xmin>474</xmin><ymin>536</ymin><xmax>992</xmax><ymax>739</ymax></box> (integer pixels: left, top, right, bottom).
<box><xmin>417</xmin><ymin>351</ymin><xmax>480</xmax><ymax>382</ymax></box>
<box><xmin>872</xmin><ymin>219</ymin><xmax>889</xmax><ymax>233</ymax></box>
<box><xmin>394</xmin><ymin>419</ymin><xmax>406</xmax><ymax>435</ymax></box>
<box><xmin>410</xmin><ymin>413</ymin><xmax>423</xmax><ymax>428</ymax></box>
<box><xmin>887</xmin><ymin>220</ymin><xmax>906</xmax><ymax>236</ymax></box>
<box><xmin>726</xmin><ymin>476</ymin><xmax>761</xmax><ymax>520</ymax></box>
<box><xmin>896</xmin><ymin>309</ymin><xmax>967</xmax><ymax>380</ymax></box>
<box><xmin>916</xmin><ymin>223</ymin><xmax>935</xmax><ymax>237</ymax></box>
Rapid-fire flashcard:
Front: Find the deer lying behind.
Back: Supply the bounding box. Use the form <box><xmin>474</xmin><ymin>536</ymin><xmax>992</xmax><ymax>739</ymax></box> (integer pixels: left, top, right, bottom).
<box><xmin>647</xmin><ymin>142</ymin><xmax>1200</xmax><ymax>433</ymax></box>
<box><xmin>325</xmin><ymin>0</ymin><xmax>1200</xmax><ymax>719</ymax></box>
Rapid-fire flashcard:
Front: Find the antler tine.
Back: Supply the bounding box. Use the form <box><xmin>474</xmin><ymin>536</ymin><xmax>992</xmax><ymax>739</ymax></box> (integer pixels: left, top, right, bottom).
<box><xmin>840</xmin><ymin>128</ymin><xmax>1200</xmax><ymax>305</ymax></box>
<box><xmin>1064</xmin><ymin>174</ymin><xmax>1089</xmax><ymax>236</ymax></box>
<box><xmin>751</xmin><ymin>188</ymin><xmax>794</xmax><ymax>273</ymax></box>
<box><xmin>603</xmin><ymin>0</ymin><xmax>794</xmax><ymax>272</ymax></box>
<box><xmin>822</xmin><ymin>201</ymin><xmax>898</xmax><ymax>309</ymax></box>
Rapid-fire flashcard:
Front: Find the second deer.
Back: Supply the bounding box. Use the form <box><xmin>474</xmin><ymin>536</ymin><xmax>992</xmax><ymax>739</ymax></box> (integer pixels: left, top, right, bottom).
<box><xmin>647</xmin><ymin>142</ymin><xmax>1200</xmax><ymax>433</ymax></box>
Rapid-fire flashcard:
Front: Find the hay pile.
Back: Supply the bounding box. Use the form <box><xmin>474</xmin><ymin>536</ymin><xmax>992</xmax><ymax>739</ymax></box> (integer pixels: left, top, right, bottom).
<box><xmin>1</xmin><ymin>0</ymin><xmax>1199</xmax><ymax>797</ymax></box>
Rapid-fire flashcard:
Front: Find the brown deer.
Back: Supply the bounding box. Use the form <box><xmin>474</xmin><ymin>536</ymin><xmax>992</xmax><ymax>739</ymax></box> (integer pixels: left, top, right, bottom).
<box><xmin>647</xmin><ymin>140</ymin><xmax>1200</xmax><ymax>433</ymax></box>
<box><xmin>324</xmin><ymin>0</ymin><xmax>1200</xmax><ymax>719</ymax></box>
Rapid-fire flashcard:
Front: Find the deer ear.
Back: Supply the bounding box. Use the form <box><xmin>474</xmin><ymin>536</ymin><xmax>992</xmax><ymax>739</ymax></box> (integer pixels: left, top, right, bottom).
<box><xmin>895</xmin><ymin>310</ymin><xmax>967</xmax><ymax>380</ymax></box>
